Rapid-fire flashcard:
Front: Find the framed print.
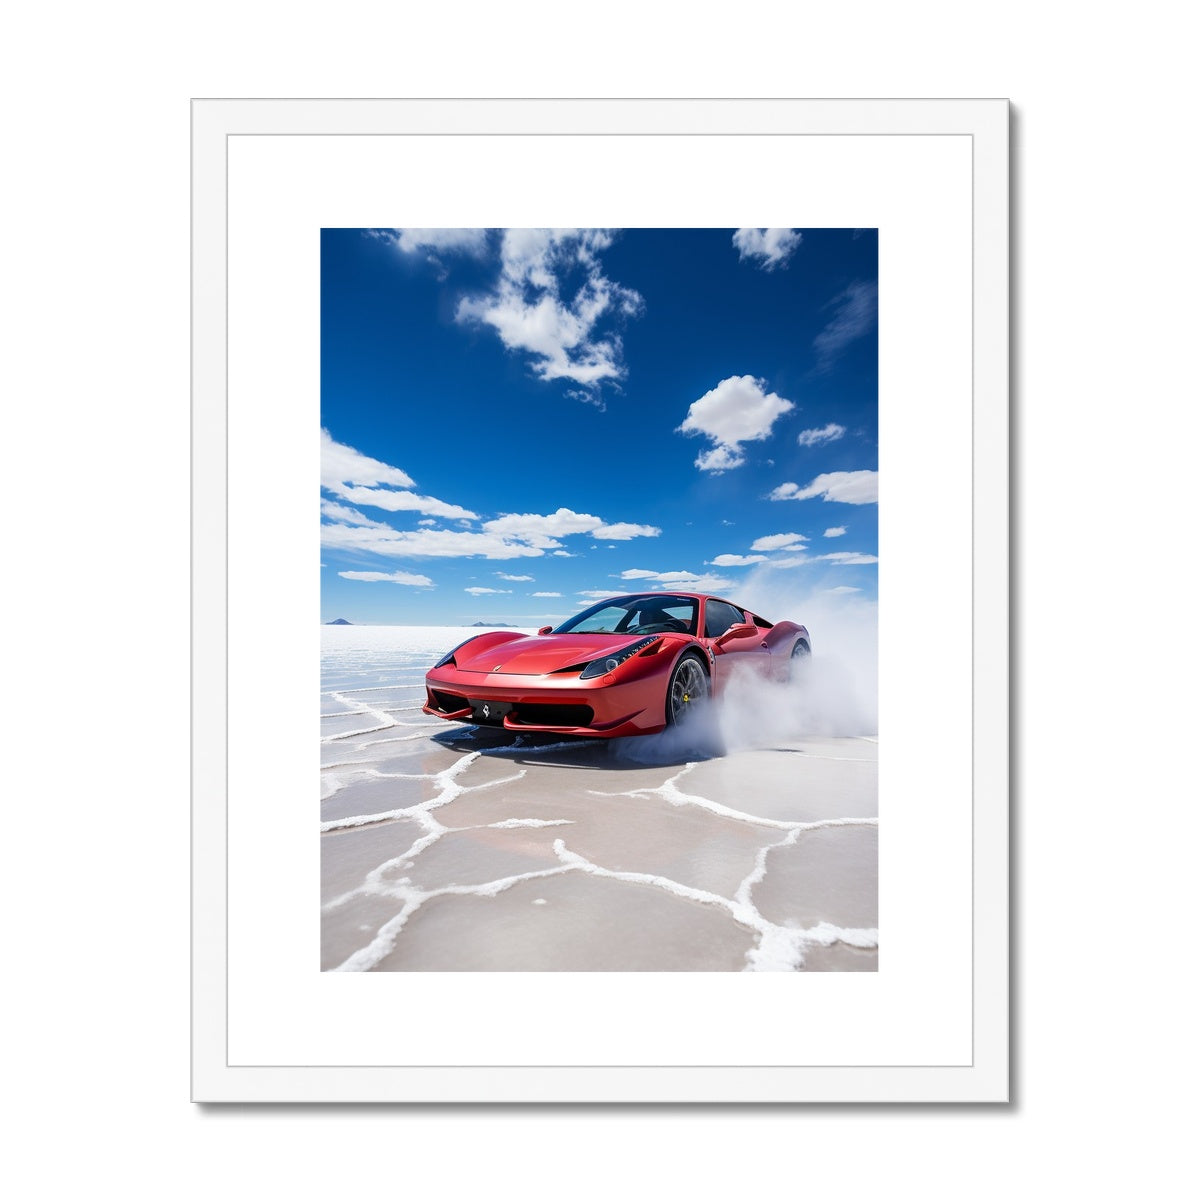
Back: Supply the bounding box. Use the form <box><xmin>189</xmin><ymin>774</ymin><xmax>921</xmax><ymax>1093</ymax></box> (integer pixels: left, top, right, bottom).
<box><xmin>192</xmin><ymin>98</ymin><xmax>1009</xmax><ymax>1102</ymax></box>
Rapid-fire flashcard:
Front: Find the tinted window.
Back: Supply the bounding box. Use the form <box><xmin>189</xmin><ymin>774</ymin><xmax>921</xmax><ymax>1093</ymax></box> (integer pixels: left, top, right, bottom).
<box><xmin>567</xmin><ymin>604</ymin><xmax>630</xmax><ymax>633</ymax></box>
<box><xmin>704</xmin><ymin>600</ymin><xmax>744</xmax><ymax>638</ymax></box>
<box><xmin>555</xmin><ymin>594</ymin><xmax>698</xmax><ymax>635</ymax></box>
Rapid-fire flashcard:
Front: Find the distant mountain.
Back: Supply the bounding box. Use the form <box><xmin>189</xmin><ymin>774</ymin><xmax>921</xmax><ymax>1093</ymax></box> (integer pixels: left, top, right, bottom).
<box><xmin>325</xmin><ymin>618</ymin><xmax>353</xmax><ymax>625</ymax></box>
<box><xmin>470</xmin><ymin>621</ymin><xmax>515</xmax><ymax>627</ymax></box>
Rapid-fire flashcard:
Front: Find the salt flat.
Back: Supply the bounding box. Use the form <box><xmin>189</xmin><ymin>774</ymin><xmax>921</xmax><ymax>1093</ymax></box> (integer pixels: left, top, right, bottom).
<box><xmin>321</xmin><ymin>625</ymin><xmax>878</xmax><ymax>972</ymax></box>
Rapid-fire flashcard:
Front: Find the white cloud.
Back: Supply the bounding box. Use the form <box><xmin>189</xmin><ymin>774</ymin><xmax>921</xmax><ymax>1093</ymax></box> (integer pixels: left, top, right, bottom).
<box><xmin>814</xmin><ymin>551</ymin><xmax>878</xmax><ymax>565</ymax></box>
<box><xmin>337</xmin><ymin>569</ymin><xmax>434</xmax><ymax>587</ymax></box>
<box><xmin>824</xmin><ymin>526</ymin><xmax>847</xmax><ymax>537</ymax></box>
<box><xmin>497</xmin><ymin>573</ymin><xmax>534</xmax><ymax>581</ymax></box>
<box><xmin>455</xmin><ymin>228</ymin><xmax>643</xmax><ymax>391</ymax></box>
<box><xmin>708</xmin><ymin>553</ymin><xmax>769</xmax><ymax>567</ymax></box>
<box><xmin>732</xmin><ymin>228</ymin><xmax>802</xmax><ymax>270</ymax></box>
<box><xmin>531</xmin><ymin>591</ymin><xmax>562</xmax><ymax>598</ymax></box>
<box><xmin>320</xmin><ymin>523</ymin><xmax>545</xmax><ymax>560</ymax></box>
<box><xmin>483</xmin><ymin>507</ymin><xmax>659</xmax><ymax>547</ymax></box>
<box><xmin>822</xmin><ymin>586</ymin><xmax>861</xmax><ymax>594</ymax></box>
<box><xmin>320</xmin><ymin>500</ymin><xmax>391</xmax><ymax>528</ymax></box>
<box><xmin>762</xmin><ymin>555</ymin><xmax>810</xmax><ymax>568</ymax></box>
<box><xmin>654</xmin><ymin>573</ymin><xmax>734</xmax><ymax>593</ymax></box>
<box><xmin>321</xmin><ymin>431</ymin><xmax>475</xmax><ymax>519</ymax></box>
<box><xmin>577</xmin><ymin>589</ymin><xmax>618</xmax><ymax>599</ymax></box>
<box><xmin>390</xmin><ymin>228</ymin><xmax>490</xmax><ymax>257</ymax></box>
<box><xmin>750</xmin><ymin>532</ymin><xmax>809</xmax><ymax>552</ymax></box>
<box><xmin>552</xmin><ymin>550</ymin><xmax>575</xmax><ymax>557</ymax></box>
<box><xmin>694</xmin><ymin>444</ymin><xmax>745</xmax><ymax>472</ymax></box>
<box><xmin>770</xmin><ymin>471</ymin><xmax>879</xmax><ymax>505</ymax></box>
<box><xmin>615</xmin><ymin>568</ymin><xmax>734</xmax><ymax>593</ymax></box>
<box><xmin>813</xmin><ymin>281</ymin><xmax>877</xmax><ymax>370</ymax></box>
<box><xmin>592</xmin><ymin>521</ymin><xmax>661</xmax><ymax>540</ymax></box>
<box><xmin>465</xmin><ymin>586</ymin><xmax>512</xmax><ymax>596</ymax></box>
<box><xmin>796</xmin><ymin>422</ymin><xmax>846</xmax><ymax>448</ymax></box>
<box><xmin>333</xmin><ymin>483</ymin><xmax>476</xmax><ymax>521</ymax></box>
<box><xmin>677</xmin><ymin>375</ymin><xmax>795</xmax><ymax>473</ymax></box>
<box><xmin>321</xmin><ymin>429</ymin><xmax>414</xmax><ymax>490</ymax></box>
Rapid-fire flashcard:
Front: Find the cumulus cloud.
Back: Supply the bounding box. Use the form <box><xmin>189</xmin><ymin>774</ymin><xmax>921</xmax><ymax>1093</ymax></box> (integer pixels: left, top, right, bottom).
<box><xmin>750</xmin><ymin>532</ymin><xmax>809</xmax><ymax>552</ymax></box>
<box><xmin>615</xmin><ymin>568</ymin><xmax>734</xmax><ymax>593</ymax></box>
<box><xmin>592</xmin><ymin>521</ymin><xmax>661</xmax><ymax>540</ymax></box>
<box><xmin>455</xmin><ymin>228</ymin><xmax>643</xmax><ymax>393</ymax></box>
<box><xmin>677</xmin><ymin>375</ymin><xmax>795</xmax><ymax>473</ymax></box>
<box><xmin>813</xmin><ymin>281</ymin><xmax>877</xmax><ymax>370</ymax></box>
<box><xmin>320</xmin><ymin>500</ymin><xmax>391</xmax><ymax>528</ymax></box>
<box><xmin>770</xmin><ymin>471</ymin><xmax>879</xmax><ymax>504</ymax></box>
<box><xmin>694</xmin><ymin>444</ymin><xmax>746</xmax><ymax>473</ymax></box>
<box><xmin>732</xmin><ymin>228</ymin><xmax>802</xmax><ymax>270</ymax></box>
<box><xmin>465</xmin><ymin>586</ymin><xmax>512</xmax><ymax>596</ymax></box>
<box><xmin>531</xmin><ymin>591</ymin><xmax>562</xmax><ymax>598</ymax></box>
<box><xmin>321</xmin><ymin>428</ymin><xmax>414</xmax><ymax>491</ymax></box>
<box><xmin>796</xmin><ymin>422</ymin><xmax>846</xmax><ymax>448</ymax></box>
<box><xmin>320</xmin><ymin>523</ymin><xmax>545</xmax><ymax>560</ymax></box>
<box><xmin>708</xmin><ymin>553</ymin><xmax>769</xmax><ymax>567</ymax></box>
<box><xmin>389</xmin><ymin>228</ymin><xmax>490</xmax><ymax>257</ymax></box>
<box><xmin>483</xmin><ymin>507</ymin><xmax>660</xmax><ymax>547</ymax></box>
<box><xmin>497</xmin><ymin>573</ymin><xmax>534</xmax><ymax>581</ymax></box>
<box><xmin>824</xmin><ymin>526</ymin><xmax>847</xmax><ymax>537</ymax></box>
<box><xmin>337</xmin><ymin>569</ymin><xmax>434</xmax><ymax>587</ymax></box>
<box><xmin>321</xmin><ymin>430</ymin><xmax>475</xmax><ymax>519</ymax></box>
<box><xmin>333</xmin><ymin>484</ymin><xmax>476</xmax><ymax>521</ymax></box>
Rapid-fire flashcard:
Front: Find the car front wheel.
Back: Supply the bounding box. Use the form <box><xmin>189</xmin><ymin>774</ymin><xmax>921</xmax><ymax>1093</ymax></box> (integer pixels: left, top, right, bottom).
<box><xmin>667</xmin><ymin>653</ymin><xmax>709</xmax><ymax>726</ymax></box>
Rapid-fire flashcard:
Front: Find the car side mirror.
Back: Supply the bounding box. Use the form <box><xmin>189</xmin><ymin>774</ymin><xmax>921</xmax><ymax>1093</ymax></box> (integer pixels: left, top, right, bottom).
<box><xmin>538</xmin><ymin>625</ymin><xmax>553</xmax><ymax>636</ymax></box>
<box><xmin>717</xmin><ymin>621</ymin><xmax>758</xmax><ymax>646</ymax></box>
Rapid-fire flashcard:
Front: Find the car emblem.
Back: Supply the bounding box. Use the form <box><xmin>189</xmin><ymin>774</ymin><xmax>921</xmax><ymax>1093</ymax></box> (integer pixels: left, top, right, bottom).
<box><xmin>493</xmin><ymin>664</ymin><xmax>502</xmax><ymax>672</ymax></box>
<box><xmin>481</xmin><ymin>703</ymin><xmax>490</xmax><ymax>718</ymax></box>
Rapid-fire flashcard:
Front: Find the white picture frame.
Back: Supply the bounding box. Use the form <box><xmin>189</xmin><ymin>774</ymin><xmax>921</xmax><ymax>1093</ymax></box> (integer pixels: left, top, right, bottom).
<box><xmin>192</xmin><ymin>98</ymin><xmax>1009</xmax><ymax>1103</ymax></box>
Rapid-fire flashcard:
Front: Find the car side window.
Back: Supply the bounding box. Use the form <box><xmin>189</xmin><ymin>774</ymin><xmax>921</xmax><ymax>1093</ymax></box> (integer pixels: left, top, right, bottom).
<box><xmin>704</xmin><ymin>600</ymin><xmax>744</xmax><ymax>639</ymax></box>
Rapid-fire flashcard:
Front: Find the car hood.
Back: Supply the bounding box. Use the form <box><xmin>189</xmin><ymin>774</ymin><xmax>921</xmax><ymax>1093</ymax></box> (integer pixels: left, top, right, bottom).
<box><xmin>454</xmin><ymin>633</ymin><xmax>655</xmax><ymax>676</ymax></box>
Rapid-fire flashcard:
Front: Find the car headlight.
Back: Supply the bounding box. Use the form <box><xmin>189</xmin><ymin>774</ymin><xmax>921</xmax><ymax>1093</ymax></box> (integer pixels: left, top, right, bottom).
<box><xmin>578</xmin><ymin>636</ymin><xmax>658</xmax><ymax>680</ymax></box>
<box><xmin>433</xmin><ymin>638</ymin><xmax>473</xmax><ymax>669</ymax></box>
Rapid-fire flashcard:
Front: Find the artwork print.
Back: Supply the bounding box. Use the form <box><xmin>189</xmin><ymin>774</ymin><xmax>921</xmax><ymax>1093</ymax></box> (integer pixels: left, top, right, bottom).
<box><xmin>319</xmin><ymin>227</ymin><xmax>879</xmax><ymax>972</ymax></box>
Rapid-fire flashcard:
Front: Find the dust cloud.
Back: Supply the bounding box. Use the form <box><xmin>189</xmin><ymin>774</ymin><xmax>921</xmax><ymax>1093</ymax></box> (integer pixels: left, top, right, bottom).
<box><xmin>608</xmin><ymin>579</ymin><xmax>877</xmax><ymax>764</ymax></box>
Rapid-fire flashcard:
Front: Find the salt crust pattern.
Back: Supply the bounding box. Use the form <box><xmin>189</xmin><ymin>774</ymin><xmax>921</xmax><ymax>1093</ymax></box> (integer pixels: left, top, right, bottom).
<box><xmin>321</xmin><ymin>626</ymin><xmax>878</xmax><ymax>972</ymax></box>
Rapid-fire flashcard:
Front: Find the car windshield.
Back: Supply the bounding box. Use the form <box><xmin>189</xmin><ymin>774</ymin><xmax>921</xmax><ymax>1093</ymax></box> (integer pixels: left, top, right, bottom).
<box><xmin>553</xmin><ymin>594</ymin><xmax>698</xmax><ymax>636</ymax></box>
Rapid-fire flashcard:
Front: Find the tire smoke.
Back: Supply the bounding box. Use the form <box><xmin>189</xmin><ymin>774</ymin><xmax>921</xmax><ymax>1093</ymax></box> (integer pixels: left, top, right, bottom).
<box><xmin>608</xmin><ymin>579</ymin><xmax>877</xmax><ymax>764</ymax></box>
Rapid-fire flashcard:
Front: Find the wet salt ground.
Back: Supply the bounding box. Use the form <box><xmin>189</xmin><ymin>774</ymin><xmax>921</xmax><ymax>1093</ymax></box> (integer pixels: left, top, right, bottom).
<box><xmin>321</xmin><ymin>625</ymin><xmax>878</xmax><ymax>972</ymax></box>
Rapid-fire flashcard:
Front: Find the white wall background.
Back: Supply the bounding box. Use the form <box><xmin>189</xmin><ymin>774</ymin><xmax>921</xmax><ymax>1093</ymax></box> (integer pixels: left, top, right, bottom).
<box><xmin>4</xmin><ymin>3</ymin><xmax>1193</xmax><ymax>1195</ymax></box>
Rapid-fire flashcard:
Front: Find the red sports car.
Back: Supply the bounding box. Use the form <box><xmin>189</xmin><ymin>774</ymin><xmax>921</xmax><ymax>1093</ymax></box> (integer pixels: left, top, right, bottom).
<box><xmin>423</xmin><ymin>592</ymin><xmax>810</xmax><ymax>738</ymax></box>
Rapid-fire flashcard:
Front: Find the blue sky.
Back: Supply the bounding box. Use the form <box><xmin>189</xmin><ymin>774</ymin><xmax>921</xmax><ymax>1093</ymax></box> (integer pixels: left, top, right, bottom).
<box><xmin>321</xmin><ymin>227</ymin><xmax>877</xmax><ymax>626</ymax></box>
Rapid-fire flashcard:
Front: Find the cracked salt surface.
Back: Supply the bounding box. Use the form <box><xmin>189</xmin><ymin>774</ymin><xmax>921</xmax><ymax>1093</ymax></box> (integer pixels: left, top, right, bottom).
<box><xmin>321</xmin><ymin>625</ymin><xmax>878</xmax><ymax>971</ymax></box>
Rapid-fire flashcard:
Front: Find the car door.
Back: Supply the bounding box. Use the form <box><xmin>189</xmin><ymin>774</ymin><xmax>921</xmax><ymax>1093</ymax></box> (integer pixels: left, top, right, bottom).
<box><xmin>703</xmin><ymin>598</ymin><xmax>770</xmax><ymax>691</ymax></box>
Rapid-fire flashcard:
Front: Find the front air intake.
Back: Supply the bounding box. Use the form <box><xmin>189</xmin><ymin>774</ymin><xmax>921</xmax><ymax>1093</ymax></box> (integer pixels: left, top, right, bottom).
<box><xmin>511</xmin><ymin>703</ymin><xmax>594</xmax><ymax>728</ymax></box>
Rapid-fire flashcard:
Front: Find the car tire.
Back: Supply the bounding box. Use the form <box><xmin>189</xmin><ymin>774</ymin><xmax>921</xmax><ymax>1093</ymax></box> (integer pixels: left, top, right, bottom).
<box><xmin>666</xmin><ymin>652</ymin><xmax>710</xmax><ymax>726</ymax></box>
